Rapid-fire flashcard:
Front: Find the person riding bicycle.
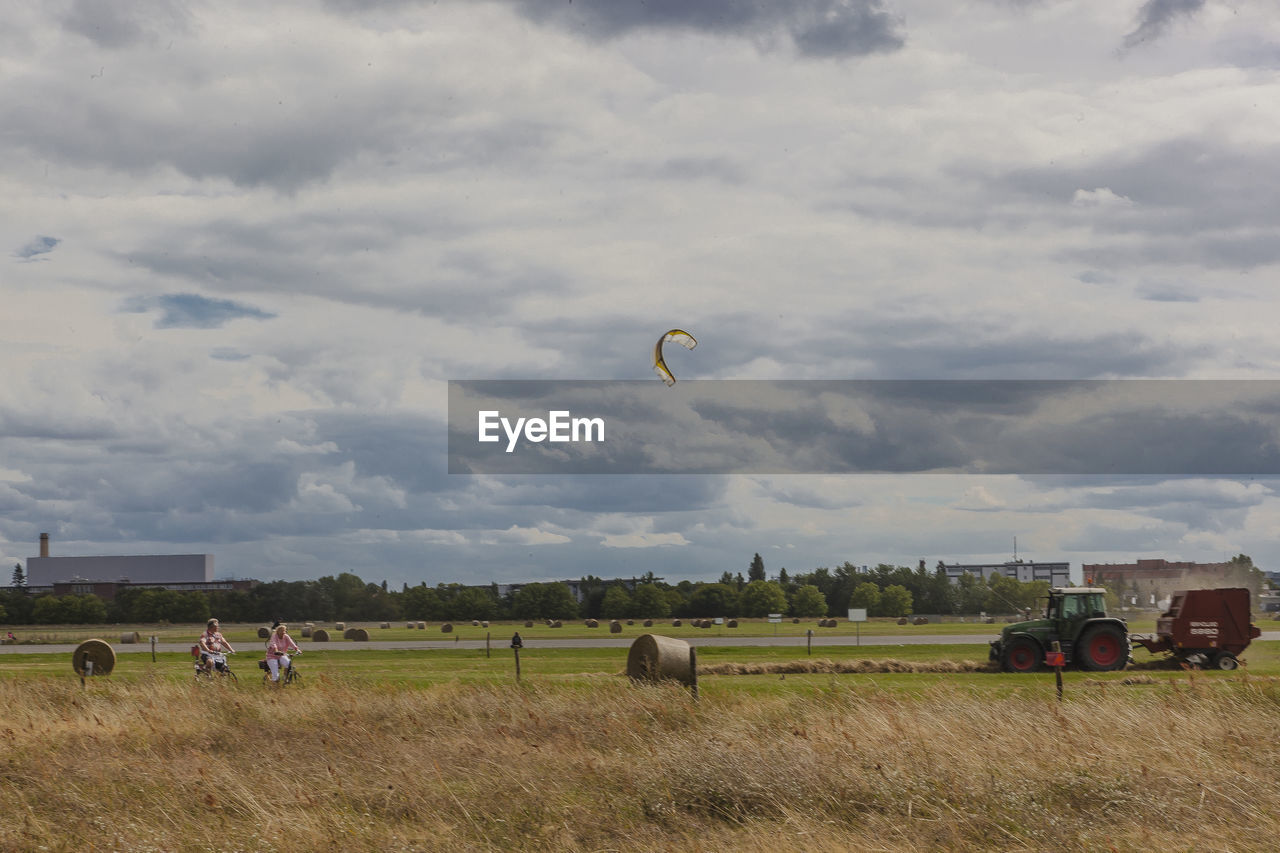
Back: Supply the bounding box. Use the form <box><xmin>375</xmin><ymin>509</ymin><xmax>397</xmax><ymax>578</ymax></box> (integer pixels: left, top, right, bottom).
<box><xmin>265</xmin><ymin>623</ymin><xmax>300</xmax><ymax>683</ymax></box>
<box><xmin>198</xmin><ymin>618</ymin><xmax>235</xmax><ymax>674</ymax></box>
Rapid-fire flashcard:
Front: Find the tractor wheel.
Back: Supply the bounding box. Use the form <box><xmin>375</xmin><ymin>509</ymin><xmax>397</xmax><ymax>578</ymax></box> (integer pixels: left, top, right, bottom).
<box><xmin>1002</xmin><ymin>637</ymin><xmax>1043</xmax><ymax>673</ymax></box>
<box><xmin>1078</xmin><ymin>625</ymin><xmax>1128</xmax><ymax>672</ymax></box>
<box><xmin>1211</xmin><ymin>652</ymin><xmax>1239</xmax><ymax>671</ymax></box>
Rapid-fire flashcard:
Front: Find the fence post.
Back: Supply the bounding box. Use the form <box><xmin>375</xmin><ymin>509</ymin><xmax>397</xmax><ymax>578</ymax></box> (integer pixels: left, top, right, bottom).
<box><xmin>689</xmin><ymin>646</ymin><xmax>699</xmax><ymax>702</ymax></box>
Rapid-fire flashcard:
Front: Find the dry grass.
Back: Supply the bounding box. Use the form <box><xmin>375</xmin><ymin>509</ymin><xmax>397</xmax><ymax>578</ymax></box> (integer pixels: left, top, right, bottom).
<box><xmin>699</xmin><ymin>658</ymin><xmax>995</xmax><ymax>675</ymax></box>
<box><xmin>1</xmin><ymin>675</ymin><xmax>1279</xmax><ymax>852</ymax></box>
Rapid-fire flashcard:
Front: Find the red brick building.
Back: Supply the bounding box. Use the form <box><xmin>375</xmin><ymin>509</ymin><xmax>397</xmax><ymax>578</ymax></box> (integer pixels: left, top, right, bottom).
<box><xmin>1081</xmin><ymin>558</ymin><xmax>1232</xmax><ymax>606</ymax></box>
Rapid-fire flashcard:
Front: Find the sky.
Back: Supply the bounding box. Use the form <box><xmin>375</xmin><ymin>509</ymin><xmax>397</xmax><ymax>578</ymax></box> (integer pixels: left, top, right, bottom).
<box><xmin>5</xmin><ymin>0</ymin><xmax>1280</xmax><ymax>589</ymax></box>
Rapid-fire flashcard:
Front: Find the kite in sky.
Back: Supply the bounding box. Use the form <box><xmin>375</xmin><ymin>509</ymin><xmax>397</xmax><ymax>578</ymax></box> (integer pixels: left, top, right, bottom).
<box><xmin>652</xmin><ymin>329</ymin><xmax>697</xmax><ymax>386</ymax></box>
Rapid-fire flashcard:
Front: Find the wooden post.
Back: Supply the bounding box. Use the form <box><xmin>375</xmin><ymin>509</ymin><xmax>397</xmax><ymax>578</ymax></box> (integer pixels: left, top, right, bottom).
<box><xmin>689</xmin><ymin>646</ymin><xmax>699</xmax><ymax>702</ymax></box>
<box><xmin>1052</xmin><ymin>640</ymin><xmax>1064</xmax><ymax>702</ymax></box>
<box><xmin>807</xmin><ymin>629</ymin><xmax>813</xmax><ymax>656</ymax></box>
<box><xmin>486</xmin><ymin>632</ymin><xmax>491</xmax><ymax>658</ymax></box>
<box><xmin>514</xmin><ymin>646</ymin><xmax>521</xmax><ymax>683</ymax></box>
<box><xmin>150</xmin><ymin>635</ymin><xmax>157</xmax><ymax>663</ymax></box>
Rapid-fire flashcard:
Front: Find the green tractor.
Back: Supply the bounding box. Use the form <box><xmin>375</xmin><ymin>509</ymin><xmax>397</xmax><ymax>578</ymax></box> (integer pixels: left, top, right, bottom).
<box><xmin>989</xmin><ymin>587</ymin><xmax>1130</xmax><ymax>673</ymax></box>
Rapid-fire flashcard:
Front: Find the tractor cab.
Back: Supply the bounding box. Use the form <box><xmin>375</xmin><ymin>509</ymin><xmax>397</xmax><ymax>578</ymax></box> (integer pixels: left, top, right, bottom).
<box><xmin>991</xmin><ymin>587</ymin><xmax>1129</xmax><ymax>673</ymax></box>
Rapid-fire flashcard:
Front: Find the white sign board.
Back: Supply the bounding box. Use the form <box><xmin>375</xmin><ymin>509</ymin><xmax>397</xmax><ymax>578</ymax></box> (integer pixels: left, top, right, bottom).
<box><xmin>767</xmin><ymin>612</ymin><xmax>782</xmax><ymax>624</ymax></box>
<box><xmin>847</xmin><ymin>608</ymin><xmax>868</xmax><ymax>622</ymax></box>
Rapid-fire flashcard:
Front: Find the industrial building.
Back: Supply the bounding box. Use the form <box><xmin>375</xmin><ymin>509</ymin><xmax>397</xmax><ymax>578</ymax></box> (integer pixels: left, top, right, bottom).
<box><xmin>1081</xmin><ymin>558</ymin><xmax>1233</xmax><ymax>607</ymax></box>
<box><xmin>21</xmin><ymin>533</ymin><xmax>253</xmax><ymax>599</ymax></box>
<box><xmin>940</xmin><ymin>560</ymin><xmax>1071</xmax><ymax>588</ymax></box>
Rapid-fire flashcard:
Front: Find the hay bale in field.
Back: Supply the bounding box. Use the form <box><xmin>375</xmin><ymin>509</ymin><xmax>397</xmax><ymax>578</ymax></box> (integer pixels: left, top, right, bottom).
<box><xmin>727</xmin><ymin>619</ymin><xmax>738</xmax><ymax>628</ymax></box>
<box><xmin>792</xmin><ymin>618</ymin><xmax>800</xmax><ymax>624</ymax></box>
<box><xmin>551</xmin><ymin>620</ymin><xmax>563</xmax><ymax>628</ymax></box>
<box><xmin>351</xmin><ymin>628</ymin><xmax>370</xmax><ymax>641</ymax></box>
<box><xmin>471</xmin><ymin>620</ymin><xmax>480</xmax><ymax>627</ymax></box>
<box><xmin>610</xmin><ymin>620</ymin><xmax>622</xmax><ymax>633</ymax></box>
<box><xmin>585</xmin><ymin>618</ymin><xmax>599</xmax><ymax>628</ymax></box>
<box><xmin>73</xmin><ymin>639</ymin><xmax>116</xmax><ymax>676</ymax></box>
<box><xmin>700</xmin><ymin>620</ymin><xmax>712</xmax><ymax>629</ymax></box>
<box><xmin>626</xmin><ymin>619</ymin><xmax>634</xmax><ymax>625</ymax></box>
<box><xmin>301</xmin><ymin>626</ymin><xmax>312</xmax><ymax>638</ymax></box>
<box><xmin>897</xmin><ymin>617</ymin><xmax>909</xmax><ymax>625</ymax></box>
<box><xmin>913</xmin><ymin>617</ymin><xmax>929</xmax><ymax>626</ymax></box>
<box><xmin>311</xmin><ymin>629</ymin><xmax>330</xmax><ymax>642</ymax></box>
<box><xmin>643</xmin><ymin>619</ymin><xmax>653</xmax><ymax>627</ymax></box>
<box><xmin>627</xmin><ymin>634</ymin><xmax>694</xmax><ymax>686</ymax></box>
<box><xmin>381</xmin><ymin>622</ymin><xmax>391</xmax><ymax>629</ymax></box>
<box><xmin>336</xmin><ymin>622</ymin><xmax>346</xmax><ymax>631</ymax></box>
<box><xmin>406</xmin><ymin>622</ymin><xmax>415</xmax><ymax>630</ymax></box>
<box><xmin>524</xmin><ymin>620</ymin><xmax>534</xmax><ymax>628</ymax></box>
<box><xmin>482</xmin><ymin>621</ymin><xmax>489</xmax><ymax>628</ymax></box>
<box><xmin>258</xmin><ymin>627</ymin><xmax>271</xmax><ymax>639</ymax></box>
<box><xmin>343</xmin><ymin>627</ymin><xmax>359</xmax><ymax>639</ymax></box>
<box><xmin>441</xmin><ymin>623</ymin><xmax>453</xmax><ymax>633</ymax></box>
<box><xmin>417</xmin><ymin>622</ymin><xmax>426</xmax><ymax>629</ymax></box>
<box><xmin>671</xmin><ymin>619</ymin><xmax>682</xmax><ymax>627</ymax></box>
<box><xmin>119</xmin><ymin>631</ymin><xmax>140</xmax><ymax>644</ymax></box>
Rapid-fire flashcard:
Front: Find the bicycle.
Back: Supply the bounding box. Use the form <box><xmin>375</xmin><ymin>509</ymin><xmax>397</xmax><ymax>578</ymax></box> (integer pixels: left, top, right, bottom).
<box><xmin>194</xmin><ymin>650</ymin><xmax>238</xmax><ymax>684</ymax></box>
<box><xmin>261</xmin><ymin>650</ymin><xmax>302</xmax><ymax>687</ymax></box>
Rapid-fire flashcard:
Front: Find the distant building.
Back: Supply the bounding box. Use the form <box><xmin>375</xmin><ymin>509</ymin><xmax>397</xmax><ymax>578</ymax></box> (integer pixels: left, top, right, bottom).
<box><xmin>22</xmin><ymin>533</ymin><xmax>254</xmax><ymax>600</ymax></box>
<box><xmin>941</xmin><ymin>560</ymin><xmax>1071</xmax><ymax>587</ymax></box>
<box><xmin>495</xmin><ymin>577</ymin><xmax>664</xmax><ymax>603</ymax></box>
<box><xmin>1081</xmin><ymin>558</ymin><xmax>1232</xmax><ymax>607</ymax></box>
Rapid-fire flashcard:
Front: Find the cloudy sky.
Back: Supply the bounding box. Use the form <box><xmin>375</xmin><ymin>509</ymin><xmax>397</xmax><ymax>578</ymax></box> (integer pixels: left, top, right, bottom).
<box><xmin>5</xmin><ymin>0</ymin><xmax>1280</xmax><ymax>589</ymax></box>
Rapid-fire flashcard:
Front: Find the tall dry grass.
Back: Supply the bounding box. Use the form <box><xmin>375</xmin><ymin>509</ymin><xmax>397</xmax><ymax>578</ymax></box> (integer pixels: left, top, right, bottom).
<box><xmin>1</xmin><ymin>673</ymin><xmax>1278</xmax><ymax>852</ymax></box>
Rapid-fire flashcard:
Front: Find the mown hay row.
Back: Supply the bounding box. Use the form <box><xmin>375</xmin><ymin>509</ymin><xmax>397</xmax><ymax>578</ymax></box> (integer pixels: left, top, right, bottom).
<box><xmin>697</xmin><ymin>658</ymin><xmax>996</xmax><ymax>675</ymax></box>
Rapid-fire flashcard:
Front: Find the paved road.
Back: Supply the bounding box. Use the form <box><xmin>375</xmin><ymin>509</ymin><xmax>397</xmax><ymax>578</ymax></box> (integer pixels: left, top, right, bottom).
<box><xmin>4</xmin><ymin>632</ymin><xmax>1279</xmax><ymax>655</ymax></box>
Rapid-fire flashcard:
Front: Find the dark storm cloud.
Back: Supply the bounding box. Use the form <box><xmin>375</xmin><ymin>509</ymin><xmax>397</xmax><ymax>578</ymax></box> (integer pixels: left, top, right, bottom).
<box><xmin>1121</xmin><ymin>0</ymin><xmax>1206</xmax><ymax>51</ymax></box>
<box><xmin>496</xmin><ymin>0</ymin><xmax>905</xmax><ymax>58</ymax></box>
<box><xmin>15</xmin><ymin>236</ymin><xmax>60</xmax><ymax>260</ymax></box>
<box><xmin>449</xmin><ymin>380</ymin><xmax>1280</xmax><ymax>475</ymax></box>
<box><xmin>120</xmin><ymin>293</ymin><xmax>275</xmax><ymax>329</ymax></box>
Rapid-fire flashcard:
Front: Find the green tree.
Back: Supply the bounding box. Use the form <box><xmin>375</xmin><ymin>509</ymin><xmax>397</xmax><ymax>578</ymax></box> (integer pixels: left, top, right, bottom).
<box><xmin>630</xmin><ymin>583</ymin><xmax>671</xmax><ymax>618</ymax></box>
<box><xmin>600</xmin><ymin>585</ymin><xmax>633</xmax><ymax>620</ymax></box>
<box><xmin>954</xmin><ymin>572</ymin><xmax>987</xmax><ymax>614</ymax></box>
<box><xmin>11</xmin><ymin>563</ymin><xmax>25</xmax><ymax>588</ymax></box>
<box><xmin>848</xmin><ymin>581</ymin><xmax>881</xmax><ymax>613</ymax></box>
<box><xmin>789</xmin><ymin>584</ymin><xmax>828</xmax><ymax>618</ymax></box>
<box><xmin>748</xmin><ymin>553</ymin><xmax>766</xmax><ymax>583</ymax></box>
<box><xmin>448</xmin><ymin>586</ymin><xmax>499</xmax><ymax>621</ymax></box>
<box><xmin>876</xmin><ymin>584</ymin><xmax>913</xmax><ymax>618</ymax></box>
<box><xmin>738</xmin><ymin>580</ymin><xmax>788</xmax><ymax>617</ymax></box>
<box><xmin>686</xmin><ymin>583</ymin><xmax>739</xmax><ymax>618</ymax></box>
<box><xmin>510</xmin><ymin>582</ymin><xmax>579</xmax><ymax>621</ymax></box>
<box><xmin>402</xmin><ymin>585</ymin><xmax>447</xmax><ymax>620</ymax></box>
<box><xmin>30</xmin><ymin>595</ymin><xmax>67</xmax><ymax>624</ymax></box>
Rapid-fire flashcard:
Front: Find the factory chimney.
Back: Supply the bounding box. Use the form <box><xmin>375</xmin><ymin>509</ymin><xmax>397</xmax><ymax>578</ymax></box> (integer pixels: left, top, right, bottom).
<box><xmin>40</xmin><ymin>533</ymin><xmax>49</xmax><ymax>558</ymax></box>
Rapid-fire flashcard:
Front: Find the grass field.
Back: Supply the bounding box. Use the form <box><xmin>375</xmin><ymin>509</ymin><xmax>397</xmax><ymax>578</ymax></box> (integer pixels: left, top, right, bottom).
<box><xmin>2</xmin><ymin>629</ymin><xmax>1278</xmax><ymax>851</ymax></box>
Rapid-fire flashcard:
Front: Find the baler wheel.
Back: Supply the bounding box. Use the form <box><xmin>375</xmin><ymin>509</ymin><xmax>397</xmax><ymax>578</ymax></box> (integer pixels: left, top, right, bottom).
<box><xmin>1211</xmin><ymin>652</ymin><xmax>1239</xmax><ymax>671</ymax></box>
<box><xmin>1078</xmin><ymin>625</ymin><xmax>1128</xmax><ymax>672</ymax></box>
<box><xmin>1002</xmin><ymin>637</ymin><xmax>1043</xmax><ymax>673</ymax></box>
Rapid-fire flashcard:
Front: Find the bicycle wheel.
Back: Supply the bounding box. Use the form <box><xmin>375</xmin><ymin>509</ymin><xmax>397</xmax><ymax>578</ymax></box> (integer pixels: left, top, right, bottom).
<box><xmin>287</xmin><ymin>668</ymin><xmax>301</xmax><ymax>686</ymax></box>
<box><xmin>223</xmin><ymin>669</ymin><xmax>238</xmax><ymax>685</ymax></box>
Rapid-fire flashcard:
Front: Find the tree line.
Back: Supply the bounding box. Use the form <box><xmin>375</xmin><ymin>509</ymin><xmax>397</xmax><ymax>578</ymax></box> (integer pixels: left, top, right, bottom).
<box><xmin>0</xmin><ymin>552</ymin><xmax>1106</xmax><ymax>626</ymax></box>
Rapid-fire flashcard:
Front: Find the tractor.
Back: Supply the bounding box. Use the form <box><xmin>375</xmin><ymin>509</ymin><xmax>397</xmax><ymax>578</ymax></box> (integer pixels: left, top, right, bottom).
<box><xmin>989</xmin><ymin>587</ymin><xmax>1130</xmax><ymax>673</ymax></box>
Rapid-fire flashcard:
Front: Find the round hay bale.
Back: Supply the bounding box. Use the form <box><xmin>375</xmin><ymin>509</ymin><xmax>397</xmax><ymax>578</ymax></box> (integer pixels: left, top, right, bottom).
<box><xmin>311</xmin><ymin>628</ymin><xmax>330</xmax><ymax>642</ymax></box>
<box><xmin>524</xmin><ymin>620</ymin><xmax>534</xmax><ymax>628</ymax></box>
<box><xmin>73</xmin><ymin>639</ymin><xmax>116</xmax><ymax>676</ymax></box>
<box><xmin>406</xmin><ymin>622</ymin><xmax>415</xmax><ymax>630</ymax></box>
<box><xmin>343</xmin><ymin>627</ymin><xmax>359</xmax><ymax>640</ymax></box>
<box><xmin>610</xmin><ymin>620</ymin><xmax>622</xmax><ymax>633</ymax></box>
<box><xmin>551</xmin><ymin>620</ymin><xmax>563</xmax><ymax>628</ymax></box>
<box><xmin>627</xmin><ymin>619</ymin><xmax>634</xmax><ymax>625</ymax></box>
<box><xmin>336</xmin><ymin>622</ymin><xmax>346</xmax><ymax>631</ymax></box>
<box><xmin>700</xmin><ymin>620</ymin><xmax>712</xmax><ymax>629</ymax></box>
<box><xmin>671</xmin><ymin>619</ymin><xmax>682</xmax><ymax>627</ymax></box>
<box><xmin>481</xmin><ymin>621</ymin><xmax>489</xmax><ymax>628</ymax></box>
<box><xmin>897</xmin><ymin>617</ymin><xmax>909</xmax><ymax>625</ymax></box>
<box><xmin>727</xmin><ymin>619</ymin><xmax>738</xmax><ymax>628</ymax></box>
<box><xmin>351</xmin><ymin>628</ymin><xmax>370</xmax><ymax>642</ymax></box>
<box><xmin>301</xmin><ymin>626</ymin><xmax>313</xmax><ymax>638</ymax></box>
<box><xmin>119</xmin><ymin>631</ymin><xmax>140</xmax><ymax>644</ymax></box>
<box><xmin>258</xmin><ymin>627</ymin><xmax>271</xmax><ymax>639</ymax></box>
<box><xmin>913</xmin><ymin>616</ymin><xmax>929</xmax><ymax>626</ymax></box>
<box><xmin>417</xmin><ymin>622</ymin><xmax>426</xmax><ymax>629</ymax></box>
<box><xmin>627</xmin><ymin>634</ymin><xmax>693</xmax><ymax>686</ymax></box>
<box><xmin>470</xmin><ymin>620</ymin><xmax>479</xmax><ymax>627</ymax></box>
<box><xmin>585</xmin><ymin>619</ymin><xmax>599</xmax><ymax>628</ymax></box>
<box><xmin>381</xmin><ymin>622</ymin><xmax>391</xmax><ymax>629</ymax></box>
<box><xmin>643</xmin><ymin>619</ymin><xmax>653</xmax><ymax>627</ymax></box>
<box><xmin>792</xmin><ymin>618</ymin><xmax>800</xmax><ymax>624</ymax></box>
<box><xmin>441</xmin><ymin>623</ymin><xmax>453</xmax><ymax>633</ymax></box>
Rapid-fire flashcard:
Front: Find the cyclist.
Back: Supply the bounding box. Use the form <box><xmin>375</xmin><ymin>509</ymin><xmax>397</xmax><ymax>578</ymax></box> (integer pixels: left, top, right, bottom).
<box><xmin>265</xmin><ymin>623</ymin><xmax>301</xmax><ymax>683</ymax></box>
<box><xmin>198</xmin><ymin>618</ymin><xmax>235</xmax><ymax>674</ymax></box>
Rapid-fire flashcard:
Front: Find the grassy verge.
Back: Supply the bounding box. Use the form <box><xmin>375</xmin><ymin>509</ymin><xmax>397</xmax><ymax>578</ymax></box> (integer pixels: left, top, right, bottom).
<box><xmin>1</xmin><ymin>661</ymin><xmax>1278</xmax><ymax>852</ymax></box>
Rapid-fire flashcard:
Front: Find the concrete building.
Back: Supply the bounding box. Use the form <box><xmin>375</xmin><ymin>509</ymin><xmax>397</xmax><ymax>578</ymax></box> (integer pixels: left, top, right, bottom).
<box><xmin>22</xmin><ymin>533</ymin><xmax>252</xmax><ymax>599</ymax></box>
<box><xmin>940</xmin><ymin>560</ymin><xmax>1071</xmax><ymax>588</ymax></box>
<box><xmin>1081</xmin><ymin>558</ymin><xmax>1233</xmax><ymax>607</ymax></box>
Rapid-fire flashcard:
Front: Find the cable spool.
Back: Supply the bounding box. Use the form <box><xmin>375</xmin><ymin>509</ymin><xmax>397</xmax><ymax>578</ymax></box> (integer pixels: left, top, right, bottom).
<box><xmin>73</xmin><ymin>639</ymin><xmax>116</xmax><ymax>677</ymax></box>
<box><xmin>626</xmin><ymin>634</ymin><xmax>693</xmax><ymax>686</ymax></box>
